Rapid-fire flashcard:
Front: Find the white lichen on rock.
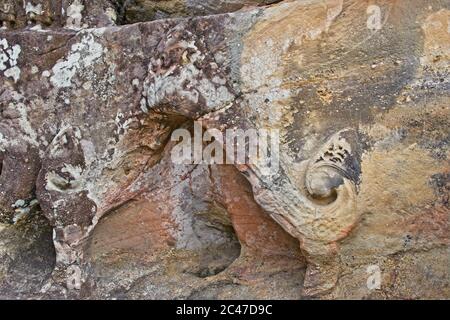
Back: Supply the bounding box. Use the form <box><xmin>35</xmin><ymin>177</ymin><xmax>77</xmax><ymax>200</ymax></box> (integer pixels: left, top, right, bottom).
<box><xmin>65</xmin><ymin>0</ymin><xmax>86</xmax><ymax>30</ymax></box>
<box><xmin>0</xmin><ymin>38</ymin><xmax>21</xmax><ymax>83</ymax></box>
<box><xmin>145</xmin><ymin>39</ymin><xmax>234</xmax><ymax>112</ymax></box>
<box><xmin>50</xmin><ymin>33</ymin><xmax>105</xmax><ymax>88</ymax></box>
<box><xmin>45</xmin><ymin>164</ymin><xmax>83</xmax><ymax>193</ymax></box>
<box><xmin>0</xmin><ymin>91</ymin><xmax>39</xmax><ymax>152</ymax></box>
<box><xmin>24</xmin><ymin>2</ymin><xmax>43</xmax><ymax>16</ymax></box>
<box><xmin>0</xmin><ymin>132</ymin><xmax>7</xmax><ymax>152</ymax></box>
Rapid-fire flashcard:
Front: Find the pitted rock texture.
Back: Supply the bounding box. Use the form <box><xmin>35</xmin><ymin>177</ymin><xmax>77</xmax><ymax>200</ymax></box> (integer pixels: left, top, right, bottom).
<box><xmin>0</xmin><ymin>0</ymin><xmax>449</xmax><ymax>299</ymax></box>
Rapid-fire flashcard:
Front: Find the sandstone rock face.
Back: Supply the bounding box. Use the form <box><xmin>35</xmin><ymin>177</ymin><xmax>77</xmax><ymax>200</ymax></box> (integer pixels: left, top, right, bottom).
<box><xmin>0</xmin><ymin>0</ymin><xmax>449</xmax><ymax>299</ymax></box>
<box><xmin>118</xmin><ymin>0</ymin><xmax>282</xmax><ymax>23</ymax></box>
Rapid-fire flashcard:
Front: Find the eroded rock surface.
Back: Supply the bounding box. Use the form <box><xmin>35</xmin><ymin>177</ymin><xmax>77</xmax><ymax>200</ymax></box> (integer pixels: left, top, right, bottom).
<box><xmin>0</xmin><ymin>0</ymin><xmax>283</xmax><ymax>29</ymax></box>
<box><xmin>0</xmin><ymin>0</ymin><xmax>449</xmax><ymax>299</ymax></box>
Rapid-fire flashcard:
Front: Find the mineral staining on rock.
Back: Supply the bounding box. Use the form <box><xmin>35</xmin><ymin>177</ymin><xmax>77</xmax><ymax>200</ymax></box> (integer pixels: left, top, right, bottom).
<box><xmin>0</xmin><ymin>0</ymin><xmax>449</xmax><ymax>299</ymax></box>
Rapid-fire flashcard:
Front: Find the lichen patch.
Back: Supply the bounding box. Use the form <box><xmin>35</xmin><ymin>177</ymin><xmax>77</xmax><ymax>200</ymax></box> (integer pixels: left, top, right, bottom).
<box><xmin>50</xmin><ymin>33</ymin><xmax>105</xmax><ymax>88</ymax></box>
<box><xmin>0</xmin><ymin>38</ymin><xmax>21</xmax><ymax>83</ymax></box>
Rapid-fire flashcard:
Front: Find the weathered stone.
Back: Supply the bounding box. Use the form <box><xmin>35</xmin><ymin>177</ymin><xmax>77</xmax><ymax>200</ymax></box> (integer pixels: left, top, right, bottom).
<box><xmin>0</xmin><ymin>1</ymin><xmax>282</xmax><ymax>29</ymax></box>
<box><xmin>0</xmin><ymin>0</ymin><xmax>116</xmax><ymax>29</ymax></box>
<box><xmin>0</xmin><ymin>0</ymin><xmax>448</xmax><ymax>299</ymax></box>
<box><xmin>0</xmin><ymin>212</ymin><xmax>55</xmax><ymax>299</ymax></box>
<box><xmin>118</xmin><ymin>0</ymin><xmax>281</xmax><ymax>24</ymax></box>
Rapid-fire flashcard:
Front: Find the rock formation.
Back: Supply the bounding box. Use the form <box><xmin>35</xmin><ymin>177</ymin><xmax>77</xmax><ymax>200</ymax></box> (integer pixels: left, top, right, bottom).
<box><xmin>0</xmin><ymin>0</ymin><xmax>449</xmax><ymax>299</ymax></box>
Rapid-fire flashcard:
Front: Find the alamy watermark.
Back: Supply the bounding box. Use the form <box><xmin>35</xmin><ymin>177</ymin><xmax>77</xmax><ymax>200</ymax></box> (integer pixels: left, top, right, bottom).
<box><xmin>170</xmin><ymin>121</ymin><xmax>280</xmax><ymax>178</ymax></box>
<box><xmin>366</xmin><ymin>5</ymin><xmax>383</xmax><ymax>31</ymax></box>
<box><xmin>366</xmin><ymin>265</ymin><xmax>382</xmax><ymax>290</ymax></box>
